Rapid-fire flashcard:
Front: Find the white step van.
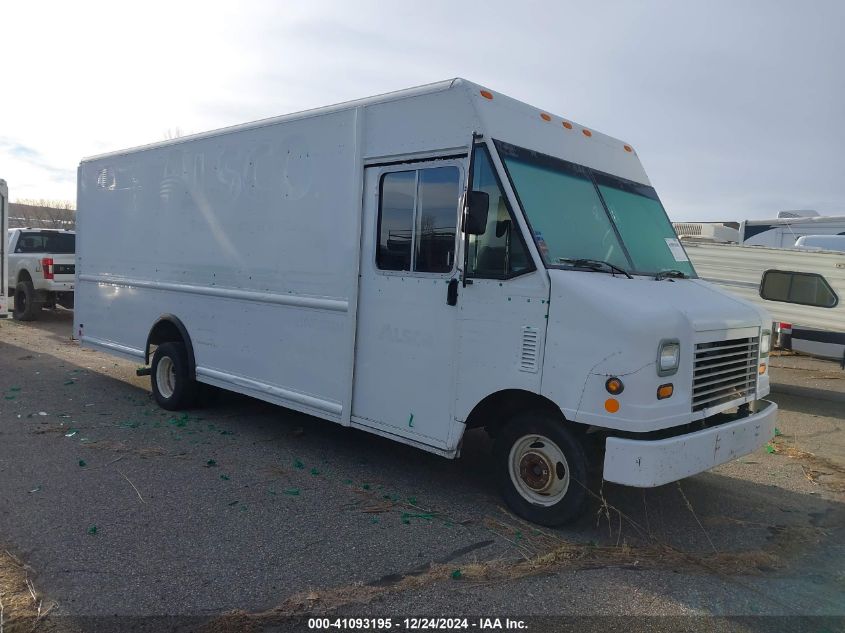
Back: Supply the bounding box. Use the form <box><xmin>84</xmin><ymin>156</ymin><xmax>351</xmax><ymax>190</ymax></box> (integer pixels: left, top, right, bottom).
<box><xmin>76</xmin><ymin>79</ymin><xmax>777</xmax><ymax>524</ymax></box>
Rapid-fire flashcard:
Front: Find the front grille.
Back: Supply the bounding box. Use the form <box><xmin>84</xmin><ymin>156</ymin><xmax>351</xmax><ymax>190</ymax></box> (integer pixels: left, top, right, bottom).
<box><xmin>54</xmin><ymin>264</ymin><xmax>75</xmax><ymax>275</ymax></box>
<box><xmin>693</xmin><ymin>336</ymin><xmax>759</xmax><ymax>412</ymax></box>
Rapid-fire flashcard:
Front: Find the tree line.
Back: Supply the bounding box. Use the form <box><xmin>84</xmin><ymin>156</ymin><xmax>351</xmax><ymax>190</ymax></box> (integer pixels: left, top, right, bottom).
<box><xmin>9</xmin><ymin>199</ymin><xmax>75</xmax><ymax>229</ymax></box>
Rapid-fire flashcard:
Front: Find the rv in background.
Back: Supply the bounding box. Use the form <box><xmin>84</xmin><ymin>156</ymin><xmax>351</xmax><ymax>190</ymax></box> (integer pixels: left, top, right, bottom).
<box><xmin>0</xmin><ymin>180</ymin><xmax>8</xmax><ymax>318</ymax></box>
<box><xmin>740</xmin><ymin>211</ymin><xmax>845</xmax><ymax>248</ymax></box>
<box><xmin>682</xmin><ymin>241</ymin><xmax>845</xmax><ymax>365</ymax></box>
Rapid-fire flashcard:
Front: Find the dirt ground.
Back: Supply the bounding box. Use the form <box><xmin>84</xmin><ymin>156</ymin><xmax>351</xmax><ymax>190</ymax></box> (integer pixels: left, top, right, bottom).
<box><xmin>0</xmin><ymin>309</ymin><xmax>843</xmax><ymax>632</ymax></box>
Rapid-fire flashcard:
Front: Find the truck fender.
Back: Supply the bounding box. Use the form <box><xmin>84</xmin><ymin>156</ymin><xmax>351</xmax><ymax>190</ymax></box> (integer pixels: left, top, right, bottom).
<box><xmin>145</xmin><ymin>315</ymin><xmax>197</xmax><ymax>377</ymax></box>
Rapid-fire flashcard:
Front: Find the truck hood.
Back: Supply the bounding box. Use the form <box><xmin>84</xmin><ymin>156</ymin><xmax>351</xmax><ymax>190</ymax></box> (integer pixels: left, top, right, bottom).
<box><xmin>541</xmin><ymin>270</ymin><xmax>770</xmax><ymax>432</ymax></box>
<box><xmin>546</xmin><ymin>270</ymin><xmax>767</xmax><ymax>335</ymax></box>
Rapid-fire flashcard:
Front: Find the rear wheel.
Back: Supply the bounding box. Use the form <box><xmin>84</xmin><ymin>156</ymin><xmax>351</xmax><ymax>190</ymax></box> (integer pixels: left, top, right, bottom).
<box><xmin>494</xmin><ymin>411</ymin><xmax>588</xmax><ymax>526</ymax></box>
<box><xmin>150</xmin><ymin>342</ymin><xmax>197</xmax><ymax>410</ymax></box>
<box><xmin>13</xmin><ymin>280</ymin><xmax>41</xmax><ymax>321</ymax></box>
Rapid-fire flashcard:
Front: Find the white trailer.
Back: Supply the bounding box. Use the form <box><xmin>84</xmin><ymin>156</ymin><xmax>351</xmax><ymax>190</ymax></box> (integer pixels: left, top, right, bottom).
<box><xmin>741</xmin><ymin>215</ymin><xmax>845</xmax><ymax>247</ymax></box>
<box><xmin>76</xmin><ymin>79</ymin><xmax>777</xmax><ymax>525</ymax></box>
<box><xmin>0</xmin><ymin>179</ymin><xmax>7</xmax><ymax>317</ymax></box>
<box><xmin>682</xmin><ymin>241</ymin><xmax>845</xmax><ymax>364</ymax></box>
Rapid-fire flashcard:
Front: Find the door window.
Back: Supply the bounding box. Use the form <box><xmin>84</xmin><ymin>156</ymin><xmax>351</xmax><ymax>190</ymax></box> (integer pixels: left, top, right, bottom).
<box><xmin>467</xmin><ymin>147</ymin><xmax>533</xmax><ymax>278</ymax></box>
<box><xmin>377</xmin><ymin>166</ymin><xmax>460</xmax><ymax>273</ymax></box>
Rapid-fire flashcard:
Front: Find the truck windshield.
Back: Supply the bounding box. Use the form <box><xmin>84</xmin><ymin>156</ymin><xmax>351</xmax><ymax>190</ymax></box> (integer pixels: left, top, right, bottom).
<box><xmin>496</xmin><ymin>141</ymin><xmax>696</xmax><ymax>278</ymax></box>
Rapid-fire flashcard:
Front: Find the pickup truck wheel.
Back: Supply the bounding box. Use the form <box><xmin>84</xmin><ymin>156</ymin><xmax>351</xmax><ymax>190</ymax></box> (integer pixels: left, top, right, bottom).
<box><xmin>494</xmin><ymin>412</ymin><xmax>588</xmax><ymax>526</ymax></box>
<box><xmin>13</xmin><ymin>281</ymin><xmax>41</xmax><ymax>321</ymax></box>
<box><xmin>151</xmin><ymin>342</ymin><xmax>197</xmax><ymax>410</ymax></box>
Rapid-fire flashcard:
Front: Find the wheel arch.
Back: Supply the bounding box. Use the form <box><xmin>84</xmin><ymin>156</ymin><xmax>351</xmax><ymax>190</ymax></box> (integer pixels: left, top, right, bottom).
<box><xmin>17</xmin><ymin>269</ymin><xmax>33</xmax><ymax>284</ymax></box>
<box><xmin>145</xmin><ymin>315</ymin><xmax>196</xmax><ymax>376</ymax></box>
<box><xmin>464</xmin><ymin>388</ymin><xmax>586</xmax><ymax>437</ymax></box>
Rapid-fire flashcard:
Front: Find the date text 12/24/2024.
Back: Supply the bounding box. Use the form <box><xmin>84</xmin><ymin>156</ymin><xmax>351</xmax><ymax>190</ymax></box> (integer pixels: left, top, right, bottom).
<box><xmin>308</xmin><ymin>618</ymin><xmax>528</xmax><ymax>630</ymax></box>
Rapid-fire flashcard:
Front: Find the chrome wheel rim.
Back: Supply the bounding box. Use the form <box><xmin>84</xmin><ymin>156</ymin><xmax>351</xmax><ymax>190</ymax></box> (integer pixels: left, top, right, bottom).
<box><xmin>508</xmin><ymin>434</ymin><xmax>570</xmax><ymax>506</ymax></box>
<box><xmin>156</xmin><ymin>356</ymin><xmax>176</xmax><ymax>399</ymax></box>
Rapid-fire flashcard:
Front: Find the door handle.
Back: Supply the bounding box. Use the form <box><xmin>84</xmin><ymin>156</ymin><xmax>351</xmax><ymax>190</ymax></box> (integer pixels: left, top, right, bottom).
<box><xmin>447</xmin><ymin>278</ymin><xmax>458</xmax><ymax>306</ymax></box>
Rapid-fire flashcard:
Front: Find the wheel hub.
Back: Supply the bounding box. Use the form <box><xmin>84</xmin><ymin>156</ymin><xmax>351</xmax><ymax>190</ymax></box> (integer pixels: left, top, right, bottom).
<box><xmin>519</xmin><ymin>452</ymin><xmax>554</xmax><ymax>492</ymax></box>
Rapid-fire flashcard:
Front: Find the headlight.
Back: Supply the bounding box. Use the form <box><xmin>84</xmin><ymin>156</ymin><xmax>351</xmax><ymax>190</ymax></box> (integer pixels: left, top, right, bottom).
<box><xmin>657</xmin><ymin>339</ymin><xmax>680</xmax><ymax>376</ymax></box>
<box><xmin>760</xmin><ymin>330</ymin><xmax>771</xmax><ymax>358</ymax></box>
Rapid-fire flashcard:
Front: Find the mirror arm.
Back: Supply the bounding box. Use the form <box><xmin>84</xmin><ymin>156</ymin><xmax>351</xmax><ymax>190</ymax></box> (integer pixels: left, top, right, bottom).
<box><xmin>462</xmin><ymin>131</ymin><xmax>482</xmax><ymax>288</ymax></box>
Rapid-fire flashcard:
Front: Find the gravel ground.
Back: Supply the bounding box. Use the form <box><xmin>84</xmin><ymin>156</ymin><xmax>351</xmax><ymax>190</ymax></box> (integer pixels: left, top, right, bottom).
<box><xmin>0</xmin><ymin>310</ymin><xmax>843</xmax><ymax>631</ymax></box>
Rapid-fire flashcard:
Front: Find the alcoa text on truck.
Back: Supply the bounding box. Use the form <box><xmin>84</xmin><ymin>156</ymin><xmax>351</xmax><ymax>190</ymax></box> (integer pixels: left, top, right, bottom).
<box><xmin>76</xmin><ymin>79</ymin><xmax>777</xmax><ymax>525</ymax></box>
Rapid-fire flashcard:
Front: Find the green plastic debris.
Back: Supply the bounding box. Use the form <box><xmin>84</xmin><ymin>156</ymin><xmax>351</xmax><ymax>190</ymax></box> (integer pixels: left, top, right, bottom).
<box><xmin>29</xmin><ymin>485</ymin><xmax>41</xmax><ymax>494</ymax></box>
<box><xmin>87</xmin><ymin>525</ymin><xmax>98</xmax><ymax>535</ymax></box>
<box><xmin>362</xmin><ymin>483</ymin><xmax>371</xmax><ymax>490</ymax></box>
<box><xmin>408</xmin><ymin>413</ymin><xmax>414</xmax><ymax>428</ymax></box>
<box><xmin>401</xmin><ymin>512</ymin><xmax>434</xmax><ymax>524</ymax></box>
<box><xmin>371</xmin><ymin>517</ymin><xmax>380</xmax><ymax>524</ymax></box>
<box><xmin>64</xmin><ymin>429</ymin><xmax>78</xmax><ymax>437</ymax></box>
<box><xmin>206</xmin><ymin>459</ymin><xmax>217</xmax><ymax>467</ymax></box>
<box><xmin>774</xmin><ymin>427</ymin><xmax>783</xmax><ymax>437</ymax></box>
<box><xmin>78</xmin><ymin>460</ymin><xmax>87</xmax><ymax>467</ymax></box>
<box><xmin>4</xmin><ymin>395</ymin><xmax>15</xmax><ymax>400</ymax></box>
<box><xmin>284</xmin><ymin>488</ymin><xmax>300</xmax><ymax>496</ymax></box>
<box><xmin>9</xmin><ymin>387</ymin><xmax>21</xmax><ymax>392</ymax></box>
<box><xmin>64</xmin><ymin>380</ymin><xmax>75</xmax><ymax>386</ymax></box>
<box><xmin>310</xmin><ymin>467</ymin><xmax>320</xmax><ymax>476</ymax></box>
<box><xmin>765</xmin><ymin>444</ymin><xmax>776</xmax><ymax>454</ymax></box>
<box><xmin>220</xmin><ymin>474</ymin><xmax>230</xmax><ymax>481</ymax></box>
<box><xmin>407</xmin><ymin>496</ymin><xmax>417</xmax><ymax>505</ymax></box>
<box><xmin>451</xmin><ymin>569</ymin><xmax>462</xmax><ymax>580</ymax></box>
<box><xmin>344</xmin><ymin>479</ymin><xmax>353</xmax><ymax>485</ymax></box>
<box><xmin>515</xmin><ymin>530</ymin><xmax>523</xmax><ymax>543</ymax></box>
<box><xmin>294</xmin><ymin>459</ymin><xmax>305</xmax><ymax>470</ymax></box>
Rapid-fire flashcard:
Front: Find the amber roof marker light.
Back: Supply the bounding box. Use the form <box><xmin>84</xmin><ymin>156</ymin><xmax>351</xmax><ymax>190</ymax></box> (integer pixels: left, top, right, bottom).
<box><xmin>624</xmin><ymin>145</ymin><xmax>633</xmax><ymax>152</ymax></box>
<box><xmin>582</xmin><ymin>129</ymin><xmax>593</xmax><ymax>137</ymax></box>
<box><xmin>562</xmin><ymin>121</ymin><xmax>573</xmax><ymax>130</ymax></box>
<box><xmin>480</xmin><ymin>89</ymin><xmax>493</xmax><ymax>100</ymax></box>
<box><xmin>540</xmin><ymin>113</ymin><xmax>551</xmax><ymax>122</ymax></box>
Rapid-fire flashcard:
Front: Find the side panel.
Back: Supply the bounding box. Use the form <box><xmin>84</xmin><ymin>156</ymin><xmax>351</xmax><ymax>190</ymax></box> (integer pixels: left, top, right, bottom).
<box><xmin>76</xmin><ymin>109</ymin><xmax>361</xmax><ymax>421</ymax></box>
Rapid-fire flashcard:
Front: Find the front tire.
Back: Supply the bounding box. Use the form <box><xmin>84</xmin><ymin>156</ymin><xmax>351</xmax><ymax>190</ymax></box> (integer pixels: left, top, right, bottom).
<box><xmin>13</xmin><ymin>280</ymin><xmax>41</xmax><ymax>321</ymax></box>
<box><xmin>151</xmin><ymin>342</ymin><xmax>197</xmax><ymax>410</ymax></box>
<box><xmin>494</xmin><ymin>411</ymin><xmax>588</xmax><ymax>526</ymax></box>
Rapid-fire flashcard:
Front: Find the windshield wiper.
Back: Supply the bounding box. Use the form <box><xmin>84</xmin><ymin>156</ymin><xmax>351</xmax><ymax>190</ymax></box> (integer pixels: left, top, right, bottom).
<box><xmin>558</xmin><ymin>258</ymin><xmax>633</xmax><ymax>279</ymax></box>
<box><xmin>655</xmin><ymin>269</ymin><xmax>688</xmax><ymax>280</ymax></box>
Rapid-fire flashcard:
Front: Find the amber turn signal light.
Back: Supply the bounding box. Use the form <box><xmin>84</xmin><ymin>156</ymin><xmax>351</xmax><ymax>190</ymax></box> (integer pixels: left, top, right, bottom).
<box><xmin>759</xmin><ymin>362</ymin><xmax>767</xmax><ymax>375</ymax></box>
<box><xmin>605</xmin><ymin>377</ymin><xmax>624</xmax><ymax>395</ymax></box>
<box><xmin>657</xmin><ymin>384</ymin><xmax>674</xmax><ymax>400</ymax></box>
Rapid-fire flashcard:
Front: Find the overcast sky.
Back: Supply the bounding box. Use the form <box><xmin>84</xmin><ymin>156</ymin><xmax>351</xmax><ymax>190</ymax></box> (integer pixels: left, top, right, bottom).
<box><xmin>1</xmin><ymin>0</ymin><xmax>842</xmax><ymax>220</ymax></box>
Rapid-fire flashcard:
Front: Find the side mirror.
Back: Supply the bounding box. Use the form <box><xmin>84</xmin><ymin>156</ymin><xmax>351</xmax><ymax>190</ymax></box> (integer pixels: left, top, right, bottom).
<box><xmin>463</xmin><ymin>191</ymin><xmax>489</xmax><ymax>235</ymax></box>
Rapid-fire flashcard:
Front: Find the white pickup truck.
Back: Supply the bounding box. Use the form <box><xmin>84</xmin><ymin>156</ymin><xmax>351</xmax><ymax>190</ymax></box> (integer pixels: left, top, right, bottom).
<box><xmin>7</xmin><ymin>228</ymin><xmax>75</xmax><ymax>320</ymax></box>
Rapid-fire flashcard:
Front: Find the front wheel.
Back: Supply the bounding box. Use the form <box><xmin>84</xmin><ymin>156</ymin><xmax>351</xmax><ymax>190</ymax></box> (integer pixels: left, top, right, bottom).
<box><xmin>150</xmin><ymin>342</ymin><xmax>197</xmax><ymax>410</ymax></box>
<box><xmin>494</xmin><ymin>412</ymin><xmax>588</xmax><ymax>526</ymax></box>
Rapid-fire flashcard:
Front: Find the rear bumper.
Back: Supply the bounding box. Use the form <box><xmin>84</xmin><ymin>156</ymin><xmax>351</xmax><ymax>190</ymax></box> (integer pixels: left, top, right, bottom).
<box><xmin>602</xmin><ymin>400</ymin><xmax>777</xmax><ymax>487</ymax></box>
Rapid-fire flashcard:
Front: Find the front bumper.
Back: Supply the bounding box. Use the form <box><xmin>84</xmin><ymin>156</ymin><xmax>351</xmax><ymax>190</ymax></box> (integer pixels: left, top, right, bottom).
<box><xmin>602</xmin><ymin>400</ymin><xmax>777</xmax><ymax>487</ymax></box>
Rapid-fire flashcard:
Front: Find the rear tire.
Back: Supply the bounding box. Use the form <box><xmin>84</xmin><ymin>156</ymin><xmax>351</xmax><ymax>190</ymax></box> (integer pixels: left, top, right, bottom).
<box><xmin>150</xmin><ymin>342</ymin><xmax>197</xmax><ymax>410</ymax></box>
<box><xmin>13</xmin><ymin>280</ymin><xmax>41</xmax><ymax>321</ymax></box>
<box><xmin>494</xmin><ymin>411</ymin><xmax>588</xmax><ymax>526</ymax></box>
